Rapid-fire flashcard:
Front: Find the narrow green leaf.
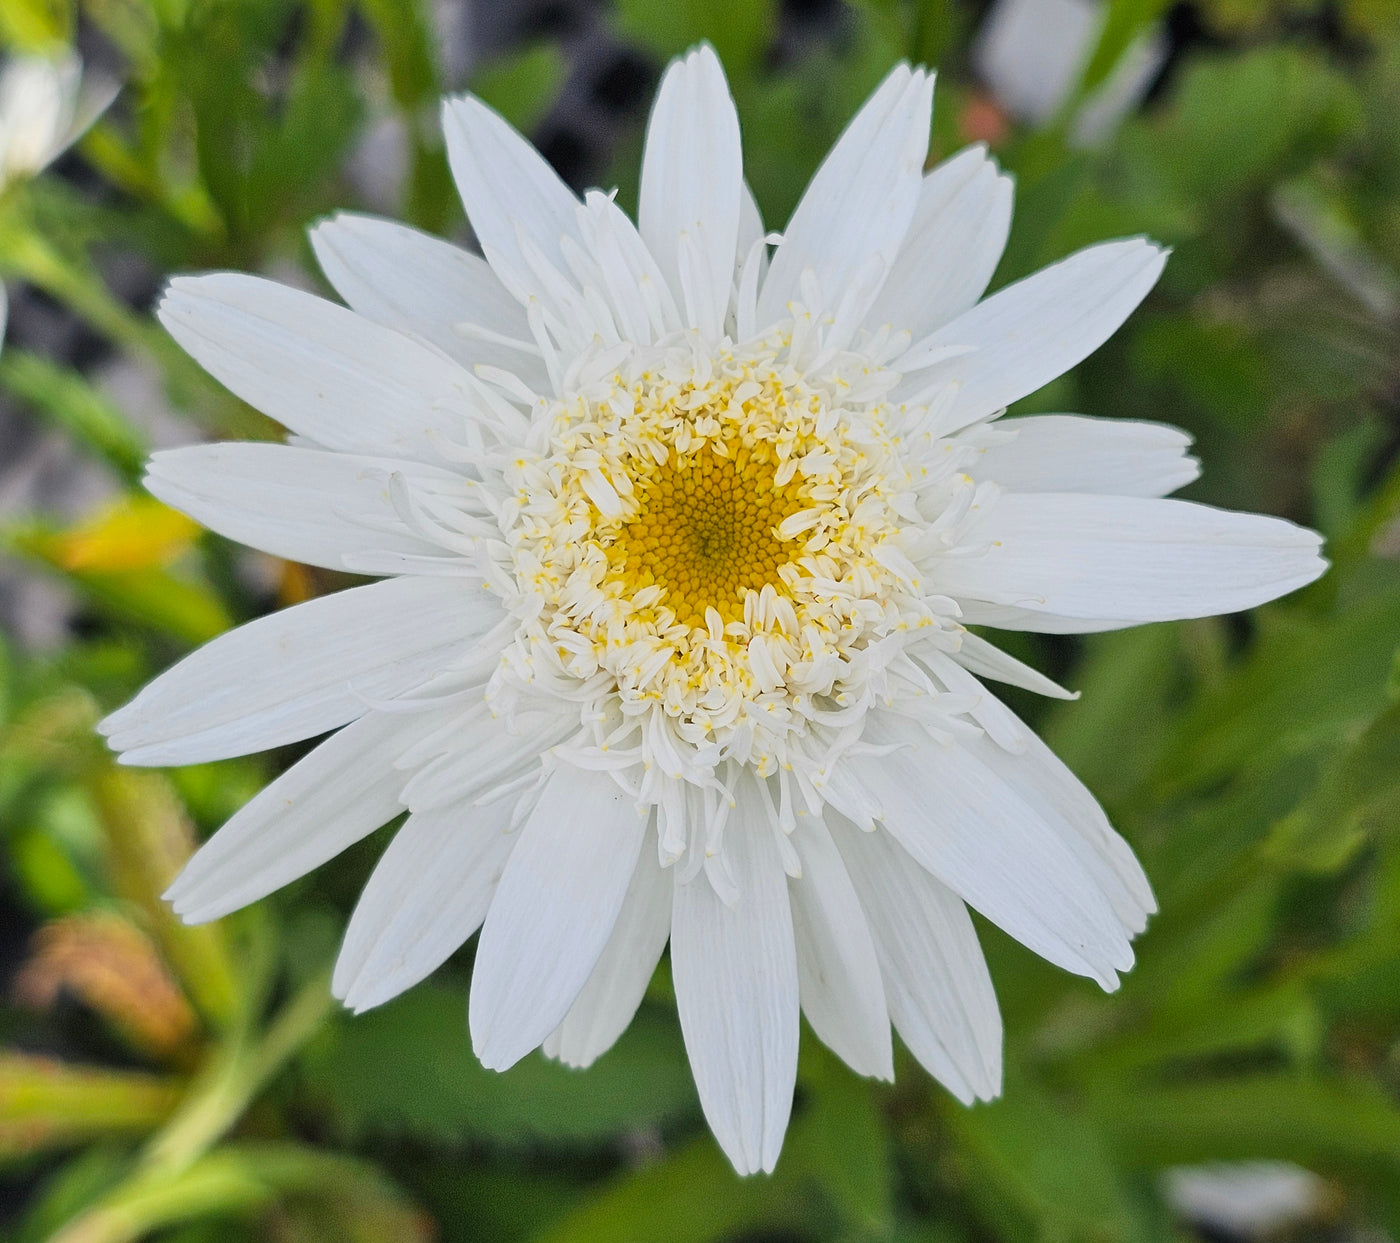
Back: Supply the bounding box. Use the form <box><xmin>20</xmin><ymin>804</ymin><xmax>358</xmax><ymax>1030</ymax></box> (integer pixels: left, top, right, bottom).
<box><xmin>0</xmin><ymin>1053</ymin><xmax>183</xmax><ymax>1160</ymax></box>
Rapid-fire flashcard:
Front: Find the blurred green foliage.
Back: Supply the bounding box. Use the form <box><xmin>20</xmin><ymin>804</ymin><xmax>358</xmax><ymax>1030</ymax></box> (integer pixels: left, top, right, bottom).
<box><xmin>2</xmin><ymin>0</ymin><xmax>1400</xmax><ymax>1239</ymax></box>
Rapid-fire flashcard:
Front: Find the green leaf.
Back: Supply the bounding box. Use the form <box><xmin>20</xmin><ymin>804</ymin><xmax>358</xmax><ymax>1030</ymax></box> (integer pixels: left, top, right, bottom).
<box><xmin>1265</xmin><ymin>698</ymin><xmax>1400</xmax><ymax>873</ymax></box>
<box><xmin>1127</xmin><ymin>46</ymin><xmax>1362</xmax><ymax>206</ymax></box>
<box><xmin>611</xmin><ymin>0</ymin><xmax>777</xmax><ymax>77</ymax></box>
<box><xmin>90</xmin><ymin>766</ymin><xmax>242</xmax><ymax>1030</ymax></box>
<box><xmin>0</xmin><ymin>516</ymin><xmax>233</xmax><ymax>645</ymax></box>
<box><xmin>0</xmin><ymin>350</ymin><xmax>148</xmax><ymax>484</ymax></box>
<box><xmin>300</xmin><ymin>985</ymin><xmax>699</xmax><ymax>1146</ymax></box>
<box><xmin>948</xmin><ymin>1078</ymin><xmax>1149</xmax><ymax>1243</ymax></box>
<box><xmin>244</xmin><ymin>59</ymin><xmax>363</xmax><ymax>236</ymax></box>
<box><xmin>1149</xmin><ymin>593</ymin><xmax>1400</xmax><ymax>797</ymax></box>
<box><xmin>0</xmin><ymin>1052</ymin><xmax>184</xmax><ymax>1160</ymax></box>
<box><xmin>472</xmin><ymin>45</ymin><xmax>569</xmax><ymax>136</ymax></box>
<box><xmin>530</xmin><ymin>1135</ymin><xmax>803</xmax><ymax>1243</ymax></box>
<box><xmin>1090</xmin><ymin>1075</ymin><xmax>1400</xmax><ymax>1172</ymax></box>
<box><xmin>787</xmin><ymin>1043</ymin><xmax>893</xmax><ymax>1233</ymax></box>
<box><xmin>1075</xmin><ymin>0</ymin><xmax>1173</xmax><ymax>100</ymax></box>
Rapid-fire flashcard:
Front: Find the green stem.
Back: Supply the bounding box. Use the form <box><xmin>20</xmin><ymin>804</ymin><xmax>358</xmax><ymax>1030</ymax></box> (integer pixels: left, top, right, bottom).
<box><xmin>51</xmin><ymin>1143</ymin><xmax>411</xmax><ymax>1243</ymax></box>
<box><xmin>0</xmin><ymin>348</ymin><xmax>148</xmax><ymax>483</ymax></box>
<box><xmin>49</xmin><ymin>971</ymin><xmax>335</xmax><ymax>1242</ymax></box>
<box><xmin>140</xmin><ymin>971</ymin><xmax>333</xmax><ymax>1178</ymax></box>
<box><xmin>0</xmin><ymin>228</ymin><xmax>154</xmax><ymax>355</ymax></box>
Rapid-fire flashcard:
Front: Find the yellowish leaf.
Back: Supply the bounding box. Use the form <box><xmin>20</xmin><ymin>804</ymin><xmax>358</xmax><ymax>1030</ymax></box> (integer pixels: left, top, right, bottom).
<box><xmin>54</xmin><ymin>496</ymin><xmax>200</xmax><ymax>573</ymax></box>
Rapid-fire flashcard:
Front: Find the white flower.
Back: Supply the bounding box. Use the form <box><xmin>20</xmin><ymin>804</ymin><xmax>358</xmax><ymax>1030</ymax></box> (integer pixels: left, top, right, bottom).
<box><xmin>1164</xmin><ymin>1162</ymin><xmax>1327</xmax><ymax>1237</ymax></box>
<box><xmin>100</xmin><ymin>47</ymin><xmax>1326</xmax><ymax>1174</ymax></box>
<box><xmin>0</xmin><ymin>51</ymin><xmax>114</xmax><ymax>191</ymax></box>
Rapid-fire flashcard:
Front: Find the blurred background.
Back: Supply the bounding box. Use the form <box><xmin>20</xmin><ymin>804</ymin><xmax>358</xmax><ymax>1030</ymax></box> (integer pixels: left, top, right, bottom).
<box><xmin>1</xmin><ymin>0</ymin><xmax>1399</xmax><ymax>1239</ymax></box>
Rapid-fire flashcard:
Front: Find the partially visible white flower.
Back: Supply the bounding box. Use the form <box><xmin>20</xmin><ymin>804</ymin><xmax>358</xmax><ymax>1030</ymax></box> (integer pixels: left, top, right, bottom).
<box><xmin>0</xmin><ymin>51</ymin><xmax>117</xmax><ymax>191</ymax></box>
<box><xmin>100</xmin><ymin>46</ymin><xmax>1326</xmax><ymax>1175</ymax></box>
<box><xmin>1164</xmin><ymin>1162</ymin><xmax>1328</xmax><ymax>1238</ymax></box>
<box><xmin>973</xmin><ymin>0</ymin><xmax>1167</xmax><ymax>146</ymax></box>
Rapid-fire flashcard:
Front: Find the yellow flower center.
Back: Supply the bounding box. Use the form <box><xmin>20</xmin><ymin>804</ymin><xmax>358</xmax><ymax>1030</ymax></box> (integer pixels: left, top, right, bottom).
<box><xmin>495</xmin><ymin>338</ymin><xmax>931</xmax><ymax>769</ymax></box>
<box><xmin>608</xmin><ymin>439</ymin><xmax>806</xmax><ymax>629</ymax></box>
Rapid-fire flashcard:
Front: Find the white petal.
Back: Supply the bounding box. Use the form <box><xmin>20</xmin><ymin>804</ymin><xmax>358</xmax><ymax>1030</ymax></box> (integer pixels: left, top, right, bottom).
<box><xmin>828</xmin><ymin>813</ymin><xmax>1001</xmax><ymax>1101</ymax></box>
<box><xmin>544</xmin><ymin>831</ymin><xmax>672</xmax><ymax>1068</ymax></box>
<box><xmin>145</xmin><ymin>443</ymin><xmax>458</xmax><ymax>572</ymax></box>
<box><xmin>164</xmin><ymin>707</ymin><xmax>449</xmax><ymax>922</ymax></box>
<box><xmin>756</xmin><ymin>66</ymin><xmax>934</xmax><ymax>331</ymax></box>
<box><xmin>938</xmin><ymin>493</ymin><xmax>1327</xmax><ymax>632</ymax></box>
<box><xmin>732</xmin><ymin>183</ymin><xmax>767</xmax><ymax>340</ymax></box>
<box><xmin>470</xmin><ymin>765</ymin><xmax>649</xmax><ymax>1071</ymax></box>
<box><xmin>575</xmin><ymin>190</ymin><xmax>682</xmax><ymax>345</ymax></box>
<box><xmin>738</xmin><ymin>182</ymin><xmax>765</xmax><ymax>263</ymax></box>
<box><xmin>100</xmin><ymin>576</ymin><xmax>496</xmax><ymax>765</ymax></box>
<box><xmin>399</xmin><ymin>704</ymin><xmax>576</xmax><ymax>813</ymax></box>
<box><xmin>971</xmin><ymin>414</ymin><xmax>1200</xmax><ymax>497</ymax></box>
<box><xmin>788</xmin><ymin>816</ymin><xmax>893</xmax><ymax>1081</ymax></box>
<box><xmin>309</xmin><ymin>212</ymin><xmax>546</xmax><ymax>384</ymax></box>
<box><xmin>639</xmin><ymin>44</ymin><xmax>743</xmax><ymax>340</ymax></box>
<box><xmin>952</xmin><ymin>631</ymin><xmax>1077</xmax><ymax>700</ymax></box>
<box><xmin>866</xmin><ymin>144</ymin><xmax>1013</xmax><ymax>338</ymax></box>
<box><xmin>441</xmin><ymin>93</ymin><xmax>580</xmax><ymax>305</ymax></box>
<box><xmin>836</xmin><ymin>716</ymin><xmax>1135</xmax><ymax>988</ymax></box>
<box><xmin>958</xmin><ymin>713</ymin><xmax>1156</xmax><ymax>934</ymax></box>
<box><xmin>0</xmin><ymin>54</ymin><xmax>79</xmax><ymax>175</ymax></box>
<box><xmin>334</xmin><ymin>797</ymin><xmax>519</xmax><ymax>1012</ymax></box>
<box><xmin>159</xmin><ymin>275</ymin><xmax>479</xmax><ymax>461</ymax></box>
<box><xmin>671</xmin><ymin>778</ymin><xmax>798</xmax><ymax>1175</ymax></box>
<box><xmin>898</xmin><ymin>239</ymin><xmax>1167</xmax><ymax>428</ymax></box>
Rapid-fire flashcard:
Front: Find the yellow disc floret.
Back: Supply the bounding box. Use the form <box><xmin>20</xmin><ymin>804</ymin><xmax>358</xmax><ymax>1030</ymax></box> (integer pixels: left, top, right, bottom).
<box><xmin>609</xmin><ymin>439</ymin><xmax>807</xmax><ymax>629</ymax></box>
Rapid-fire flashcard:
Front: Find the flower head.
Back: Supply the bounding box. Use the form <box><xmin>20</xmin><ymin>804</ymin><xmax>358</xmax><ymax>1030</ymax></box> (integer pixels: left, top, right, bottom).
<box><xmin>101</xmin><ymin>46</ymin><xmax>1325</xmax><ymax>1174</ymax></box>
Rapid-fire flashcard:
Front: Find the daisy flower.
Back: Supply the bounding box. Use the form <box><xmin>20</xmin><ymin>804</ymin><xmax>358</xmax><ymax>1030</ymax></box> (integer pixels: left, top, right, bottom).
<box><xmin>100</xmin><ymin>47</ymin><xmax>1325</xmax><ymax>1174</ymax></box>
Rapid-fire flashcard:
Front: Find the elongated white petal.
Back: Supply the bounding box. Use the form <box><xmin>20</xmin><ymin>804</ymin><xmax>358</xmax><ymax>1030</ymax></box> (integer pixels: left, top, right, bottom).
<box><xmin>937</xmin><ymin>493</ymin><xmax>1327</xmax><ymax>631</ymax></box>
<box><xmin>159</xmin><ymin>275</ymin><xmax>480</xmax><ymax>461</ymax></box>
<box><xmin>164</xmin><ymin>707</ymin><xmax>450</xmax><ymax>922</ymax></box>
<box><xmin>101</xmin><ymin>577</ymin><xmax>497</xmax><ymax>765</ymax></box>
<box><xmin>310</xmin><ymin>212</ymin><xmax>544</xmax><ymax>382</ymax></box>
<box><xmin>334</xmin><ymin>797</ymin><xmax>519</xmax><ymax>1012</ymax></box>
<box><xmin>951</xmin><ymin>631</ymin><xmax>1076</xmax><ymax>700</ymax></box>
<box><xmin>756</xmin><ymin>65</ymin><xmax>934</xmax><ymax>330</ymax></box>
<box><xmin>828</xmin><ymin>813</ymin><xmax>1001</xmax><ymax>1100</ymax></box>
<box><xmin>958</xmin><ymin>713</ymin><xmax>1156</xmax><ymax>933</ymax></box>
<box><xmin>470</xmin><ymin>766</ymin><xmax>648</xmax><ymax>1071</ymax></box>
<box><xmin>837</xmin><ymin>716</ymin><xmax>1135</xmax><ymax>989</ymax></box>
<box><xmin>544</xmin><ymin>833</ymin><xmax>672</xmax><ymax>1068</ymax></box>
<box><xmin>788</xmin><ymin>816</ymin><xmax>893</xmax><ymax>1081</ymax></box>
<box><xmin>400</xmin><ymin>705</ymin><xmax>576</xmax><ymax>813</ymax></box>
<box><xmin>972</xmin><ymin>414</ymin><xmax>1200</xmax><ymax>497</ymax></box>
<box><xmin>145</xmin><ymin>443</ymin><xmax>458</xmax><ymax>572</ymax></box>
<box><xmin>866</xmin><ymin>145</ymin><xmax>1013</xmax><ymax>338</ymax></box>
<box><xmin>898</xmin><ymin>239</ymin><xmax>1167</xmax><ymax>428</ymax></box>
<box><xmin>639</xmin><ymin>45</ymin><xmax>743</xmax><ymax>340</ymax></box>
<box><xmin>575</xmin><ymin>189</ymin><xmax>681</xmax><ymax>346</ymax></box>
<box><xmin>442</xmin><ymin>93</ymin><xmax>580</xmax><ymax>303</ymax></box>
<box><xmin>671</xmin><ymin>779</ymin><xmax>798</xmax><ymax>1176</ymax></box>
<box><xmin>738</xmin><ymin>182</ymin><xmax>764</xmax><ymax>264</ymax></box>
